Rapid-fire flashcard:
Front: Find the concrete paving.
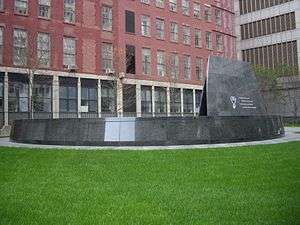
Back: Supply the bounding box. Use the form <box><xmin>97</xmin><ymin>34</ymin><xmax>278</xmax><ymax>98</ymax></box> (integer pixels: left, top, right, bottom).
<box><xmin>0</xmin><ymin>127</ymin><xmax>299</xmax><ymax>151</ymax></box>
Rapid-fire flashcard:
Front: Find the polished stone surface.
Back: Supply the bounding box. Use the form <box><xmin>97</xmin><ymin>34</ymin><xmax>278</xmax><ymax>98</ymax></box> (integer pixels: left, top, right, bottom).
<box><xmin>10</xmin><ymin>116</ymin><xmax>284</xmax><ymax>146</ymax></box>
<box><xmin>206</xmin><ymin>57</ymin><xmax>267</xmax><ymax>116</ymax></box>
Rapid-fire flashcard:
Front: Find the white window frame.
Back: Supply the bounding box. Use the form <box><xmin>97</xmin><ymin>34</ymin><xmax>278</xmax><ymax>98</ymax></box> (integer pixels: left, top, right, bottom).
<box><xmin>141</xmin><ymin>15</ymin><xmax>151</xmax><ymax>37</ymax></box>
<box><xmin>14</xmin><ymin>0</ymin><xmax>28</xmax><ymax>14</ymax></box>
<box><xmin>193</xmin><ymin>2</ymin><xmax>201</xmax><ymax>19</ymax></box>
<box><xmin>102</xmin><ymin>5</ymin><xmax>112</xmax><ymax>31</ymax></box>
<box><xmin>182</xmin><ymin>0</ymin><xmax>189</xmax><ymax>16</ymax></box>
<box><xmin>169</xmin><ymin>0</ymin><xmax>177</xmax><ymax>12</ymax></box>
<box><xmin>170</xmin><ymin>22</ymin><xmax>178</xmax><ymax>42</ymax></box>
<box><xmin>195</xmin><ymin>29</ymin><xmax>201</xmax><ymax>48</ymax></box>
<box><xmin>142</xmin><ymin>48</ymin><xmax>151</xmax><ymax>75</ymax></box>
<box><xmin>102</xmin><ymin>43</ymin><xmax>113</xmax><ymax>71</ymax></box>
<box><xmin>13</xmin><ymin>29</ymin><xmax>27</xmax><ymax>66</ymax></box>
<box><xmin>156</xmin><ymin>0</ymin><xmax>164</xmax><ymax>8</ymax></box>
<box><xmin>157</xmin><ymin>50</ymin><xmax>166</xmax><ymax>77</ymax></box>
<box><xmin>183</xmin><ymin>55</ymin><xmax>191</xmax><ymax>79</ymax></box>
<box><xmin>156</xmin><ymin>18</ymin><xmax>165</xmax><ymax>40</ymax></box>
<box><xmin>38</xmin><ymin>0</ymin><xmax>51</xmax><ymax>19</ymax></box>
<box><xmin>63</xmin><ymin>37</ymin><xmax>76</xmax><ymax>67</ymax></box>
<box><xmin>64</xmin><ymin>0</ymin><xmax>75</xmax><ymax>23</ymax></box>
<box><xmin>37</xmin><ymin>33</ymin><xmax>50</xmax><ymax>67</ymax></box>
<box><xmin>183</xmin><ymin>25</ymin><xmax>191</xmax><ymax>45</ymax></box>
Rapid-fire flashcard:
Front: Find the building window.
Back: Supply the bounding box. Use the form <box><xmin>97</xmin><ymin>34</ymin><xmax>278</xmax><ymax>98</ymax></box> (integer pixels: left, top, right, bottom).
<box><xmin>14</xmin><ymin>0</ymin><xmax>28</xmax><ymax>14</ymax></box>
<box><xmin>205</xmin><ymin>31</ymin><xmax>212</xmax><ymax>49</ymax></box>
<box><xmin>63</xmin><ymin>37</ymin><xmax>75</xmax><ymax>67</ymax></box>
<box><xmin>169</xmin><ymin>0</ymin><xmax>177</xmax><ymax>12</ymax></box>
<box><xmin>141</xmin><ymin>15</ymin><xmax>151</xmax><ymax>37</ymax></box>
<box><xmin>215</xmin><ymin>9</ymin><xmax>222</xmax><ymax>27</ymax></box>
<box><xmin>126</xmin><ymin>45</ymin><xmax>136</xmax><ymax>74</ymax></box>
<box><xmin>0</xmin><ymin>76</ymin><xmax>3</xmax><ymax>114</ymax></box>
<box><xmin>125</xmin><ymin>10</ymin><xmax>135</xmax><ymax>33</ymax></box>
<box><xmin>64</xmin><ymin>0</ymin><xmax>75</xmax><ymax>23</ymax></box>
<box><xmin>183</xmin><ymin>89</ymin><xmax>193</xmax><ymax>114</ymax></box>
<box><xmin>170</xmin><ymin>88</ymin><xmax>181</xmax><ymax>115</ymax></box>
<box><xmin>37</xmin><ymin>33</ymin><xmax>50</xmax><ymax>67</ymax></box>
<box><xmin>156</xmin><ymin>18</ymin><xmax>165</xmax><ymax>40</ymax></box>
<box><xmin>59</xmin><ymin>78</ymin><xmax>77</xmax><ymax>113</ymax></box>
<box><xmin>32</xmin><ymin>76</ymin><xmax>52</xmax><ymax>113</ymax></box>
<box><xmin>157</xmin><ymin>50</ymin><xmax>166</xmax><ymax>77</ymax></box>
<box><xmin>0</xmin><ymin>27</ymin><xmax>3</xmax><ymax>64</ymax></box>
<box><xmin>183</xmin><ymin>55</ymin><xmax>191</xmax><ymax>79</ymax></box>
<box><xmin>170</xmin><ymin>22</ymin><xmax>178</xmax><ymax>42</ymax></box>
<box><xmin>38</xmin><ymin>0</ymin><xmax>51</xmax><ymax>19</ymax></box>
<box><xmin>102</xmin><ymin>43</ymin><xmax>113</xmax><ymax>71</ymax></box>
<box><xmin>195</xmin><ymin>57</ymin><xmax>203</xmax><ymax>80</ymax></box>
<box><xmin>81</xmin><ymin>79</ymin><xmax>97</xmax><ymax>113</ymax></box>
<box><xmin>141</xmin><ymin>86</ymin><xmax>152</xmax><ymax>115</ymax></box>
<box><xmin>195</xmin><ymin>29</ymin><xmax>201</xmax><ymax>48</ymax></box>
<box><xmin>204</xmin><ymin>6</ymin><xmax>211</xmax><ymax>21</ymax></box>
<box><xmin>183</xmin><ymin>25</ymin><xmax>191</xmax><ymax>45</ymax></box>
<box><xmin>141</xmin><ymin>0</ymin><xmax>150</xmax><ymax>4</ymax></box>
<box><xmin>142</xmin><ymin>48</ymin><xmax>151</xmax><ymax>75</ymax></box>
<box><xmin>0</xmin><ymin>0</ymin><xmax>3</xmax><ymax>10</ymax></box>
<box><xmin>13</xmin><ymin>29</ymin><xmax>27</xmax><ymax>66</ymax></box>
<box><xmin>216</xmin><ymin>33</ymin><xmax>222</xmax><ymax>51</ymax></box>
<box><xmin>8</xmin><ymin>75</ymin><xmax>29</xmax><ymax>113</ymax></box>
<box><xmin>193</xmin><ymin>2</ymin><xmax>200</xmax><ymax>19</ymax></box>
<box><xmin>101</xmin><ymin>81</ymin><xmax>116</xmax><ymax>114</ymax></box>
<box><xmin>182</xmin><ymin>0</ymin><xmax>189</xmax><ymax>16</ymax></box>
<box><xmin>102</xmin><ymin>5</ymin><xmax>112</xmax><ymax>31</ymax></box>
<box><xmin>195</xmin><ymin>90</ymin><xmax>201</xmax><ymax>113</ymax></box>
<box><xmin>170</xmin><ymin>53</ymin><xmax>179</xmax><ymax>79</ymax></box>
<box><xmin>155</xmin><ymin>87</ymin><xmax>167</xmax><ymax>115</ymax></box>
<box><xmin>156</xmin><ymin>0</ymin><xmax>164</xmax><ymax>8</ymax></box>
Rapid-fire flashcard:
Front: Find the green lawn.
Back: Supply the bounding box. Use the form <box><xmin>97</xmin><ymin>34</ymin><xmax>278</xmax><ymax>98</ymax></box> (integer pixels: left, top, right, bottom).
<box><xmin>0</xmin><ymin>142</ymin><xmax>299</xmax><ymax>225</ymax></box>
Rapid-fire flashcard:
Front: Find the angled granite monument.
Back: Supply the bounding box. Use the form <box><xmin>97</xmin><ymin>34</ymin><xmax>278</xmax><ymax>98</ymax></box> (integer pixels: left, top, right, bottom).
<box><xmin>10</xmin><ymin>56</ymin><xmax>284</xmax><ymax>146</ymax></box>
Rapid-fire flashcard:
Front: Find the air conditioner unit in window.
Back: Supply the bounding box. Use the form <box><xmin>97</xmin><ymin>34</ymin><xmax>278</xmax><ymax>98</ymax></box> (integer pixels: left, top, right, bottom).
<box><xmin>64</xmin><ymin>65</ymin><xmax>78</xmax><ymax>72</ymax></box>
<box><xmin>105</xmin><ymin>68</ymin><xmax>115</xmax><ymax>75</ymax></box>
<box><xmin>118</xmin><ymin>72</ymin><xmax>125</xmax><ymax>79</ymax></box>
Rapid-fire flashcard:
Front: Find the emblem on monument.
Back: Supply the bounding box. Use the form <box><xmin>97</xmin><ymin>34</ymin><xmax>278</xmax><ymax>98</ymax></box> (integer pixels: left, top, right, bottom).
<box><xmin>230</xmin><ymin>96</ymin><xmax>237</xmax><ymax>109</ymax></box>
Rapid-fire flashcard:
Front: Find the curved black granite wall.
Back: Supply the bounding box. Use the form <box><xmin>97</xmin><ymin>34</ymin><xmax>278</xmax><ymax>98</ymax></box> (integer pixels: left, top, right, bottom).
<box><xmin>10</xmin><ymin>116</ymin><xmax>284</xmax><ymax>146</ymax></box>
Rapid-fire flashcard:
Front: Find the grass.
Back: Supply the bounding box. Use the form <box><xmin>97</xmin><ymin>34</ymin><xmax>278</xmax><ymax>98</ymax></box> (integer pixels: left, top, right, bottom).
<box><xmin>0</xmin><ymin>142</ymin><xmax>299</xmax><ymax>225</ymax></box>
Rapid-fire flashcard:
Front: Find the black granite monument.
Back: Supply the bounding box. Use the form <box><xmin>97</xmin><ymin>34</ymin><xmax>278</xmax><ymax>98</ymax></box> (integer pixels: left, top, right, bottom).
<box><xmin>10</xmin><ymin>56</ymin><xmax>284</xmax><ymax>146</ymax></box>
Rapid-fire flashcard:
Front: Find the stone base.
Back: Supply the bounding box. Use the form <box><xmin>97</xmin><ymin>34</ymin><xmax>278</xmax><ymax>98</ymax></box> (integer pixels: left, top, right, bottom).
<box><xmin>10</xmin><ymin>116</ymin><xmax>284</xmax><ymax>146</ymax></box>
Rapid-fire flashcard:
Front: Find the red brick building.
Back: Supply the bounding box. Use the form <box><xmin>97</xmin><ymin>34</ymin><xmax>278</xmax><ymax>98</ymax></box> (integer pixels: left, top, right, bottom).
<box><xmin>0</xmin><ymin>0</ymin><xmax>236</xmax><ymax>129</ymax></box>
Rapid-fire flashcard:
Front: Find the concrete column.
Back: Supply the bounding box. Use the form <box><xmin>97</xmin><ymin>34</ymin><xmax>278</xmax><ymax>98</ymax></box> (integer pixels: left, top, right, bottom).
<box><xmin>4</xmin><ymin>72</ymin><xmax>8</xmax><ymax>126</ymax></box>
<box><xmin>116</xmin><ymin>79</ymin><xmax>123</xmax><ymax>117</ymax></box>
<box><xmin>52</xmin><ymin>75</ymin><xmax>59</xmax><ymax>119</ymax></box>
<box><xmin>166</xmin><ymin>87</ymin><xmax>170</xmax><ymax>116</ymax></box>
<box><xmin>180</xmin><ymin>88</ymin><xmax>184</xmax><ymax>116</ymax></box>
<box><xmin>77</xmin><ymin>78</ymin><xmax>81</xmax><ymax>118</ymax></box>
<box><xmin>29</xmin><ymin>72</ymin><xmax>33</xmax><ymax>119</ymax></box>
<box><xmin>97</xmin><ymin>79</ymin><xmax>101</xmax><ymax>118</ymax></box>
<box><xmin>193</xmin><ymin>89</ymin><xmax>196</xmax><ymax>117</ymax></box>
<box><xmin>136</xmin><ymin>84</ymin><xmax>141</xmax><ymax>117</ymax></box>
<box><xmin>152</xmin><ymin>86</ymin><xmax>155</xmax><ymax>117</ymax></box>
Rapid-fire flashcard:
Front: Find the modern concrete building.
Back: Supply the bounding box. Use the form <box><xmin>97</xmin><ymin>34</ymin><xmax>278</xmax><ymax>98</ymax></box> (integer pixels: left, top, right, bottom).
<box><xmin>0</xmin><ymin>0</ymin><xmax>236</xmax><ymax>131</ymax></box>
<box><xmin>234</xmin><ymin>0</ymin><xmax>299</xmax><ymax>72</ymax></box>
<box><xmin>234</xmin><ymin>0</ymin><xmax>300</xmax><ymax>118</ymax></box>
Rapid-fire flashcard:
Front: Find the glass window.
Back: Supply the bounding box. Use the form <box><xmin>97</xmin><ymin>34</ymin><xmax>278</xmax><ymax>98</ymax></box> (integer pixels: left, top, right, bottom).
<box><xmin>126</xmin><ymin>45</ymin><xmax>136</xmax><ymax>74</ymax></box>
<box><xmin>8</xmin><ymin>76</ymin><xmax>29</xmax><ymax>112</ymax></box>
<box><xmin>13</xmin><ymin>29</ymin><xmax>27</xmax><ymax>66</ymax></box>
<box><xmin>0</xmin><ymin>0</ymin><xmax>3</xmax><ymax>10</ymax></box>
<box><xmin>141</xmin><ymin>86</ymin><xmax>152</xmax><ymax>115</ymax></box>
<box><xmin>32</xmin><ymin>77</ymin><xmax>52</xmax><ymax>113</ymax></box>
<box><xmin>155</xmin><ymin>87</ymin><xmax>166</xmax><ymax>115</ymax></box>
<box><xmin>81</xmin><ymin>79</ymin><xmax>97</xmax><ymax>113</ymax></box>
<box><xmin>102</xmin><ymin>6</ymin><xmax>112</xmax><ymax>31</ymax></box>
<box><xmin>156</xmin><ymin>18</ymin><xmax>165</xmax><ymax>40</ymax></box>
<box><xmin>195</xmin><ymin>57</ymin><xmax>203</xmax><ymax>80</ymax></box>
<box><xmin>215</xmin><ymin>9</ymin><xmax>222</xmax><ymax>27</ymax></box>
<box><xmin>183</xmin><ymin>55</ymin><xmax>191</xmax><ymax>79</ymax></box>
<box><xmin>169</xmin><ymin>0</ymin><xmax>177</xmax><ymax>12</ymax></box>
<box><xmin>183</xmin><ymin>25</ymin><xmax>191</xmax><ymax>45</ymax></box>
<box><xmin>170</xmin><ymin>88</ymin><xmax>181</xmax><ymax>115</ymax></box>
<box><xmin>141</xmin><ymin>15</ymin><xmax>151</xmax><ymax>37</ymax></box>
<box><xmin>142</xmin><ymin>48</ymin><xmax>151</xmax><ymax>75</ymax></box>
<box><xmin>156</xmin><ymin>0</ymin><xmax>164</xmax><ymax>8</ymax></box>
<box><xmin>59</xmin><ymin>78</ymin><xmax>77</xmax><ymax>113</ymax></box>
<box><xmin>204</xmin><ymin>6</ymin><xmax>211</xmax><ymax>21</ymax></box>
<box><xmin>15</xmin><ymin>0</ymin><xmax>28</xmax><ymax>14</ymax></box>
<box><xmin>64</xmin><ymin>0</ymin><xmax>75</xmax><ymax>23</ymax></box>
<box><xmin>182</xmin><ymin>0</ymin><xmax>189</xmax><ymax>16</ymax></box>
<box><xmin>157</xmin><ymin>51</ymin><xmax>166</xmax><ymax>76</ymax></box>
<box><xmin>183</xmin><ymin>89</ymin><xmax>193</xmax><ymax>114</ymax></box>
<box><xmin>101</xmin><ymin>81</ymin><xmax>115</xmax><ymax>113</ymax></box>
<box><xmin>170</xmin><ymin>53</ymin><xmax>179</xmax><ymax>79</ymax></box>
<box><xmin>216</xmin><ymin>33</ymin><xmax>222</xmax><ymax>51</ymax></box>
<box><xmin>37</xmin><ymin>33</ymin><xmax>50</xmax><ymax>67</ymax></box>
<box><xmin>205</xmin><ymin>31</ymin><xmax>212</xmax><ymax>49</ymax></box>
<box><xmin>141</xmin><ymin>0</ymin><xmax>150</xmax><ymax>4</ymax></box>
<box><xmin>193</xmin><ymin>2</ymin><xmax>201</xmax><ymax>19</ymax></box>
<box><xmin>125</xmin><ymin>10</ymin><xmax>135</xmax><ymax>33</ymax></box>
<box><xmin>63</xmin><ymin>37</ymin><xmax>75</xmax><ymax>66</ymax></box>
<box><xmin>170</xmin><ymin>22</ymin><xmax>178</xmax><ymax>42</ymax></box>
<box><xmin>38</xmin><ymin>0</ymin><xmax>51</xmax><ymax>18</ymax></box>
<box><xmin>195</xmin><ymin>29</ymin><xmax>201</xmax><ymax>48</ymax></box>
<box><xmin>102</xmin><ymin>43</ymin><xmax>113</xmax><ymax>71</ymax></box>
